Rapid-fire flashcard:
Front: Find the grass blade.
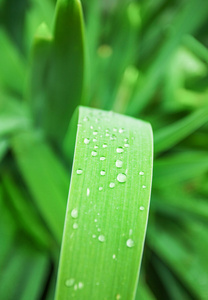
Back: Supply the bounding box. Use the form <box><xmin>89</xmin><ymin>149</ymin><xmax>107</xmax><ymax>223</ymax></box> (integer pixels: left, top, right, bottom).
<box><xmin>55</xmin><ymin>106</ymin><xmax>153</xmax><ymax>299</ymax></box>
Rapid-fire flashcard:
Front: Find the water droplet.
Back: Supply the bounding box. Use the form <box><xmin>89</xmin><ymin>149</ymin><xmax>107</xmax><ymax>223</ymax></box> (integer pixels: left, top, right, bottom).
<box><xmin>106</xmin><ymin>133</ymin><xmax>110</xmax><ymax>137</ymax></box>
<box><xmin>119</xmin><ymin>128</ymin><xmax>125</xmax><ymax>133</ymax></box>
<box><xmin>100</xmin><ymin>156</ymin><xmax>106</xmax><ymax>161</ymax></box>
<box><xmin>93</xmin><ymin>130</ymin><xmax>98</xmax><ymax>135</ymax></box>
<box><xmin>84</xmin><ymin>138</ymin><xmax>90</xmax><ymax>144</ymax></box>
<box><xmin>74</xmin><ymin>284</ymin><xmax>78</xmax><ymax>291</ymax></box>
<box><xmin>124</xmin><ymin>138</ymin><xmax>128</xmax><ymax>142</ymax></box>
<box><xmin>124</xmin><ymin>143</ymin><xmax>129</xmax><ymax>148</ymax></box>
<box><xmin>129</xmin><ymin>229</ymin><xmax>133</xmax><ymax>235</ymax></box>
<box><xmin>99</xmin><ymin>187</ymin><xmax>103</xmax><ymax>191</ymax></box>
<box><xmin>139</xmin><ymin>171</ymin><xmax>144</xmax><ymax>175</ymax></box>
<box><xmin>71</xmin><ymin>208</ymin><xmax>78</xmax><ymax>219</ymax></box>
<box><xmin>106</xmin><ymin>128</ymin><xmax>110</xmax><ymax>132</ymax></box>
<box><xmin>113</xmin><ymin>128</ymin><xmax>117</xmax><ymax>132</ymax></box>
<box><xmin>78</xmin><ymin>282</ymin><xmax>84</xmax><ymax>289</ymax></box>
<box><xmin>65</xmin><ymin>278</ymin><xmax>75</xmax><ymax>287</ymax></box>
<box><xmin>110</xmin><ymin>134</ymin><xmax>117</xmax><ymax>141</ymax></box>
<box><xmin>116</xmin><ymin>147</ymin><xmax>124</xmax><ymax>153</ymax></box>
<box><xmin>116</xmin><ymin>294</ymin><xmax>121</xmax><ymax>300</ymax></box>
<box><xmin>83</xmin><ymin>117</ymin><xmax>89</xmax><ymax>122</ymax></box>
<box><xmin>76</xmin><ymin>169</ymin><xmax>83</xmax><ymax>175</ymax></box>
<box><xmin>91</xmin><ymin>150</ymin><xmax>98</xmax><ymax>157</ymax></box>
<box><xmin>94</xmin><ymin>145</ymin><xmax>98</xmax><ymax>149</ymax></box>
<box><xmin>126</xmin><ymin>239</ymin><xmax>134</xmax><ymax>248</ymax></box>
<box><xmin>90</xmin><ymin>126</ymin><xmax>93</xmax><ymax>129</ymax></box>
<box><xmin>116</xmin><ymin>160</ymin><xmax>123</xmax><ymax>168</ymax></box>
<box><xmin>73</xmin><ymin>223</ymin><xmax>78</xmax><ymax>229</ymax></box>
<box><xmin>142</xmin><ymin>185</ymin><xmax>146</xmax><ymax>189</ymax></box>
<box><xmin>109</xmin><ymin>182</ymin><xmax>115</xmax><ymax>188</ymax></box>
<box><xmin>98</xmin><ymin>235</ymin><xmax>105</xmax><ymax>242</ymax></box>
<box><xmin>87</xmin><ymin>188</ymin><xmax>90</xmax><ymax>197</ymax></box>
<box><xmin>100</xmin><ymin>170</ymin><xmax>106</xmax><ymax>176</ymax></box>
<box><xmin>94</xmin><ymin>219</ymin><xmax>97</xmax><ymax>222</ymax></box>
<box><xmin>93</xmin><ymin>138</ymin><xmax>97</xmax><ymax>142</ymax></box>
<box><xmin>103</xmin><ymin>143</ymin><xmax>107</xmax><ymax>148</ymax></box>
<box><xmin>140</xmin><ymin>206</ymin><xmax>144</xmax><ymax>211</ymax></box>
<box><xmin>92</xmin><ymin>234</ymin><xmax>96</xmax><ymax>238</ymax></box>
<box><xmin>112</xmin><ymin>254</ymin><xmax>116</xmax><ymax>259</ymax></box>
<box><xmin>117</xmin><ymin>173</ymin><xmax>127</xmax><ymax>183</ymax></box>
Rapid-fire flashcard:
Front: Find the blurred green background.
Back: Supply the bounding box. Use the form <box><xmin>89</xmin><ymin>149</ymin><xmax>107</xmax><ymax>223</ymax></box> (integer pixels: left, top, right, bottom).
<box><xmin>0</xmin><ymin>0</ymin><xmax>208</xmax><ymax>299</ymax></box>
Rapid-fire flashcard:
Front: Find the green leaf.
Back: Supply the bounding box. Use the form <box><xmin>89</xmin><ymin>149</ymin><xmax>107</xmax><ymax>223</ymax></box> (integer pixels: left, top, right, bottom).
<box><xmin>30</xmin><ymin>0</ymin><xmax>85</xmax><ymax>143</ymax></box>
<box><xmin>55</xmin><ymin>106</ymin><xmax>153</xmax><ymax>299</ymax></box>
<box><xmin>154</xmin><ymin>106</ymin><xmax>208</xmax><ymax>154</ymax></box>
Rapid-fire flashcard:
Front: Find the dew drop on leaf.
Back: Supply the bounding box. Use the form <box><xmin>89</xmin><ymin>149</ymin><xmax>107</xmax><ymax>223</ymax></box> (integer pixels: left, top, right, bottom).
<box><xmin>100</xmin><ymin>156</ymin><xmax>106</xmax><ymax>161</ymax></box>
<box><xmin>84</xmin><ymin>138</ymin><xmax>90</xmax><ymax>144</ymax></box>
<box><xmin>126</xmin><ymin>239</ymin><xmax>134</xmax><ymax>248</ymax></box>
<box><xmin>140</xmin><ymin>206</ymin><xmax>145</xmax><ymax>211</ymax></box>
<box><xmin>73</xmin><ymin>223</ymin><xmax>78</xmax><ymax>229</ymax></box>
<box><xmin>110</xmin><ymin>134</ymin><xmax>117</xmax><ymax>141</ymax></box>
<box><xmin>98</xmin><ymin>235</ymin><xmax>105</xmax><ymax>242</ymax></box>
<box><xmin>119</xmin><ymin>128</ymin><xmax>125</xmax><ymax>133</ymax></box>
<box><xmin>65</xmin><ymin>278</ymin><xmax>75</xmax><ymax>287</ymax></box>
<box><xmin>78</xmin><ymin>282</ymin><xmax>84</xmax><ymax>289</ymax></box>
<box><xmin>112</xmin><ymin>254</ymin><xmax>116</xmax><ymax>259</ymax></box>
<box><xmin>142</xmin><ymin>185</ymin><xmax>146</xmax><ymax>189</ymax></box>
<box><xmin>116</xmin><ymin>160</ymin><xmax>123</xmax><ymax>168</ymax></box>
<box><xmin>116</xmin><ymin>147</ymin><xmax>124</xmax><ymax>153</ymax></box>
<box><xmin>91</xmin><ymin>150</ymin><xmax>98</xmax><ymax>157</ymax></box>
<box><xmin>124</xmin><ymin>143</ymin><xmax>129</xmax><ymax>148</ymax></box>
<box><xmin>93</xmin><ymin>130</ymin><xmax>98</xmax><ymax>135</ymax></box>
<box><xmin>83</xmin><ymin>116</ymin><xmax>89</xmax><ymax>122</ymax></box>
<box><xmin>87</xmin><ymin>188</ymin><xmax>90</xmax><ymax>197</ymax></box>
<box><xmin>109</xmin><ymin>182</ymin><xmax>115</xmax><ymax>188</ymax></box>
<box><xmin>103</xmin><ymin>143</ymin><xmax>108</xmax><ymax>148</ymax></box>
<box><xmin>139</xmin><ymin>171</ymin><xmax>144</xmax><ymax>175</ymax></box>
<box><xmin>99</xmin><ymin>187</ymin><xmax>103</xmax><ymax>191</ymax></box>
<box><xmin>71</xmin><ymin>208</ymin><xmax>78</xmax><ymax>219</ymax></box>
<box><xmin>100</xmin><ymin>170</ymin><xmax>106</xmax><ymax>176</ymax></box>
<box><xmin>76</xmin><ymin>169</ymin><xmax>83</xmax><ymax>175</ymax></box>
<box><xmin>117</xmin><ymin>173</ymin><xmax>127</xmax><ymax>183</ymax></box>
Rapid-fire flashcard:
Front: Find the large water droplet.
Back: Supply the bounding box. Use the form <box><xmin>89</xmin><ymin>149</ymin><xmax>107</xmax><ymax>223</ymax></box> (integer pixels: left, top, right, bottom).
<box><xmin>91</xmin><ymin>150</ymin><xmax>98</xmax><ymax>157</ymax></box>
<box><xmin>76</xmin><ymin>169</ymin><xmax>83</xmax><ymax>175</ymax></box>
<box><xmin>98</xmin><ymin>235</ymin><xmax>105</xmax><ymax>242</ymax></box>
<box><xmin>71</xmin><ymin>208</ymin><xmax>78</xmax><ymax>219</ymax></box>
<box><xmin>109</xmin><ymin>182</ymin><xmax>115</xmax><ymax>188</ymax></box>
<box><xmin>117</xmin><ymin>173</ymin><xmax>127</xmax><ymax>183</ymax></box>
<box><xmin>116</xmin><ymin>147</ymin><xmax>124</xmax><ymax>154</ymax></box>
<box><xmin>100</xmin><ymin>170</ymin><xmax>106</xmax><ymax>176</ymax></box>
<box><xmin>116</xmin><ymin>160</ymin><xmax>123</xmax><ymax>168</ymax></box>
<box><xmin>126</xmin><ymin>239</ymin><xmax>134</xmax><ymax>248</ymax></box>
<box><xmin>65</xmin><ymin>278</ymin><xmax>75</xmax><ymax>287</ymax></box>
<box><xmin>84</xmin><ymin>138</ymin><xmax>90</xmax><ymax>145</ymax></box>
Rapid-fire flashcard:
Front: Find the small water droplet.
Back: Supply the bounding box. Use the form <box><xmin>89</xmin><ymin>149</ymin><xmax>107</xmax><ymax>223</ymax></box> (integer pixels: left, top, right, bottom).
<box><xmin>142</xmin><ymin>185</ymin><xmax>146</xmax><ymax>189</ymax></box>
<box><xmin>99</xmin><ymin>187</ymin><xmax>103</xmax><ymax>191</ymax></box>
<box><xmin>73</xmin><ymin>223</ymin><xmax>78</xmax><ymax>229</ymax></box>
<box><xmin>84</xmin><ymin>138</ymin><xmax>90</xmax><ymax>144</ymax></box>
<box><xmin>76</xmin><ymin>169</ymin><xmax>83</xmax><ymax>175</ymax></box>
<box><xmin>93</xmin><ymin>130</ymin><xmax>98</xmax><ymax>135</ymax></box>
<box><xmin>92</xmin><ymin>234</ymin><xmax>96</xmax><ymax>238</ymax></box>
<box><xmin>90</xmin><ymin>126</ymin><xmax>93</xmax><ymax>129</ymax></box>
<box><xmin>87</xmin><ymin>188</ymin><xmax>90</xmax><ymax>197</ymax></box>
<box><xmin>117</xmin><ymin>173</ymin><xmax>127</xmax><ymax>183</ymax></box>
<box><xmin>109</xmin><ymin>182</ymin><xmax>115</xmax><ymax>188</ymax></box>
<box><xmin>119</xmin><ymin>128</ymin><xmax>125</xmax><ymax>133</ymax></box>
<box><xmin>124</xmin><ymin>138</ymin><xmax>128</xmax><ymax>142</ymax></box>
<box><xmin>94</xmin><ymin>145</ymin><xmax>98</xmax><ymax>149</ymax></box>
<box><xmin>113</xmin><ymin>128</ymin><xmax>117</xmax><ymax>132</ymax></box>
<box><xmin>112</xmin><ymin>254</ymin><xmax>116</xmax><ymax>259</ymax></box>
<box><xmin>100</xmin><ymin>156</ymin><xmax>106</xmax><ymax>161</ymax></box>
<box><xmin>110</xmin><ymin>134</ymin><xmax>117</xmax><ymax>141</ymax></box>
<box><xmin>140</xmin><ymin>206</ymin><xmax>144</xmax><ymax>211</ymax></box>
<box><xmin>126</xmin><ymin>239</ymin><xmax>134</xmax><ymax>248</ymax></box>
<box><xmin>106</xmin><ymin>133</ymin><xmax>110</xmax><ymax>137</ymax></box>
<box><xmin>100</xmin><ymin>170</ymin><xmax>106</xmax><ymax>176</ymax></box>
<box><xmin>139</xmin><ymin>171</ymin><xmax>144</xmax><ymax>175</ymax></box>
<box><xmin>129</xmin><ymin>229</ymin><xmax>133</xmax><ymax>235</ymax></box>
<box><xmin>71</xmin><ymin>208</ymin><xmax>78</xmax><ymax>219</ymax></box>
<box><xmin>74</xmin><ymin>284</ymin><xmax>78</xmax><ymax>291</ymax></box>
<box><xmin>93</xmin><ymin>138</ymin><xmax>97</xmax><ymax>142</ymax></box>
<box><xmin>65</xmin><ymin>278</ymin><xmax>75</xmax><ymax>287</ymax></box>
<box><xmin>116</xmin><ymin>160</ymin><xmax>123</xmax><ymax>168</ymax></box>
<box><xmin>116</xmin><ymin>147</ymin><xmax>124</xmax><ymax>153</ymax></box>
<box><xmin>98</xmin><ymin>235</ymin><xmax>105</xmax><ymax>242</ymax></box>
<box><xmin>124</xmin><ymin>143</ymin><xmax>129</xmax><ymax>148</ymax></box>
<box><xmin>83</xmin><ymin>117</ymin><xmax>89</xmax><ymax>122</ymax></box>
<box><xmin>103</xmin><ymin>143</ymin><xmax>107</xmax><ymax>148</ymax></box>
<box><xmin>91</xmin><ymin>150</ymin><xmax>98</xmax><ymax>157</ymax></box>
<box><xmin>78</xmin><ymin>282</ymin><xmax>84</xmax><ymax>289</ymax></box>
<box><xmin>116</xmin><ymin>294</ymin><xmax>121</xmax><ymax>300</ymax></box>
<box><xmin>94</xmin><ymin>219</ymin><xmax>97</xmax><ymax>222</ymax></box>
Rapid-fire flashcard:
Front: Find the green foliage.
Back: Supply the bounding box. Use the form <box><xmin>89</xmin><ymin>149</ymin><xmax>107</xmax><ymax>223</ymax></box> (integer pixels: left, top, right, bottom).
<box><xmin>1</xmin><ymin>0</ymin><xmax>208</xmax><ymax>299</ymax></box>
